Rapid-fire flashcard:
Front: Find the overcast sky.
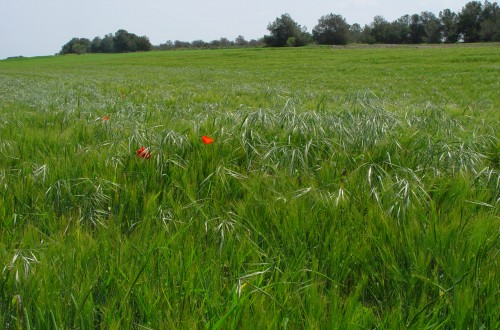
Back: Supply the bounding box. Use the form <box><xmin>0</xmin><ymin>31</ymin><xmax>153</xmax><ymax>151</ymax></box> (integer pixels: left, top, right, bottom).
<box><xmin>1</xmin><ymin>0</ymin><xmax>471</xmax><ymax>59</ymax></box>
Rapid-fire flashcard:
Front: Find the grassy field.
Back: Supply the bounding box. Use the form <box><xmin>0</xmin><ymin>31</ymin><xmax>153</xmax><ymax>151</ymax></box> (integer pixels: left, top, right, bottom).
<box><xmin>0</xmin><ymin>45</ymin><xmax>498</xmax><ymax>329</ymax></box>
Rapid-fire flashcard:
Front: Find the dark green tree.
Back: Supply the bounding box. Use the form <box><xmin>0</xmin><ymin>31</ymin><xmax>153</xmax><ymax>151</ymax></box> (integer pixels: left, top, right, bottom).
<box><xmin>369</xmin><ymin>15</ymin><xmax>410</xmax><ymax>43</ymax></box>
<box><xmin>458</xmin><ymin>1</ymin><xmax>483</xmax><ymax>42</ymax></box>
<box><xmin>72</xmin><ymin>42</ymin><xmax>90</xmax><ymax>54</ymax></box>
<box><xmin>59</xmin><ymin>38</ymin><xmax>91</xmax><ymax>55</ymax></box>
<box><xmin>440</xmin><ymin>9</ymin><xmax>460</xmax><ymax>42</ymax></box>
<box><xmin>264</xmin><ymin>14</ymin><xmax>311</xmax><ymax>47</ymax></box>
<box><xmin>113</xmin><ymin>29</ymin><xmax>131</xmax><ymax>52</ymax></box>
<box><xmin>480</xmin><ymin>1</ymin><xmax>500</xmax><ymax>41</ymax></box>
<box><xmin>112</xmin><ymin>29</ymin><xmax>151</xmax><ymax>52</ymax></box>
<box><xmin>360</xmin><ymin>25</ymin><xmax>376</xmax><ymax>43</ymax></box>
<box><xmin>349</xmin><ymin>23</ymin><xmax>363</xmax><ymax>43</ymax></box>
<box><xmin>312</xmin><ymin>14</ymin><xmax>351</xmax><ymax>45</ymax></box>
<box><xmin>60</xmin><ymin>30</ymin><xmax>150</xmax><ymax>54</ymax></box>
<box><xmin>100</xmin><ymin>34</ymin><xmax>115</xmax><ymax>53</ymax></box>
<box><xmin>370</xmin><ymin>16</ymin><xmax>393</xmax><ymax>43</ymax></box>
<box><xmin>135</xmin><ymin>36</ymin><xmax>152</xmax><ymax>51</ymax></box>
<box><xmin>421</xmin><ymin>11</ymin><xmax>443</xmax><ymax>43</ymax></box>
<box><xmin>409</xmin><ymin>14</ymin><xmax>425</xmax><ymax>43</ymax></box>
<box><xmin>90</xmin><ymin>37</ymin><xmax>102</xmax><ymax>53</ymax></box>
<box><xmin>60</xmin><ymin>40</ymin><xmax>72</xmax><ymax>55</ymax></box>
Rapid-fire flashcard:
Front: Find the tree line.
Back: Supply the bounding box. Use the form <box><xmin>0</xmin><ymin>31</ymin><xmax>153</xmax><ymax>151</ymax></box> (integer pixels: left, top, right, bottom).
<box><xmin>60</xmin><ymin>29</ymin><xmax>152</xmax><ymax>55</ymax></box>
<box><xmin>60</xmin><ymin>1</ymin><xmax>499</xmax><ymax>54</ymax></box>
<box><xmin>154</xmin><ymin>37</ymin><xmax>264</xmax><ymax>51</ymax></box>
<box><xmin>266</xmin><ymin>0</ymin><xmax>499</xmax><ymax>47</ymax></box>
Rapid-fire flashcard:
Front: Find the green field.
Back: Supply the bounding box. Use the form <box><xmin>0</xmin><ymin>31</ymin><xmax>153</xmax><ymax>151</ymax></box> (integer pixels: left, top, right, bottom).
<box><xmin>0</xmin><ymin>45</ymin><xmax>498</xmax><ymax>329</ymax></box>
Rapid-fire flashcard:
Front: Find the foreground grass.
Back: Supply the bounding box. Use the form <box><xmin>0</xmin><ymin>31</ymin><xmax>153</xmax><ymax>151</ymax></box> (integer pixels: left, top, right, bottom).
<box><xmin>0</xmin><ymin>46</ymin><xmax>498</xmax><ymax>328</ymax></box>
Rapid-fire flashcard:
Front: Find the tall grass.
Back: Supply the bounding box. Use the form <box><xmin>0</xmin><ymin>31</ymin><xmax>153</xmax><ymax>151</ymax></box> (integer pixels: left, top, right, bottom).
<box><xmin>0</xmin><ymin>46</ymin><xmax>498</xmax><ymax>328</ymax></box>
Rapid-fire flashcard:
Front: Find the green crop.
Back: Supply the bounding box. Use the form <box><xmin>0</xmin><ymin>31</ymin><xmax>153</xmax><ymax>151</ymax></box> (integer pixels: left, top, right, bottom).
<box><xmin>0</xmin><ymin>45</ymin><xmax>498</xmax><ymax>329</ymax></box>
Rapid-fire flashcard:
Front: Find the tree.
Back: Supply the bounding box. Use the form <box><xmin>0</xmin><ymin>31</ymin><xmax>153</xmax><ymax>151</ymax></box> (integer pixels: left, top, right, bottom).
<box><xmin>480</xmin><ymin>1</ymin><xmax>500</xmax><ymax>41</ymax></box>
<box><xmin>113</xmin><ymin>29</ymin><xmax>131</xmax><ymax>52</ymax></box>
<box><xmin>389</xmin><ymin>15</ymin><xmax>411</xmax><ymax>43</ymax></box>
<box><xmin>157</xmin><ymin>40</ymin><xmax>174</xmax><ymax>50</ymax></box>
<box><xmin>421</xmin><ymin>11</ymin><xmax>442</xmax><ymax>43</ymax></box>
<box><xmin>61</xmin><ymin>30</ymin><xmax>152</xmax><ymax>55</ymax></box>
<box><xmin>248</xmin><ymin>38</ymin><xmax>264</xmax><ymax>47</ymax></box>
<box><xmin>367</xmin><ymin>15</ymin><xmax>410</xmax><ymax>44</ymax></box>
<box><xmin>112</xmin><ymin>29</ymin><xmax>151</xmax><ymax>52</ymax></box>
<box><xmin>174</xmin><ymin>40</ymin><xmax>191</xmax><ymax>48</ymax></box>
<box><xmin>135</xmin><ymin>36</ymin><xmax>152</xmax><ymax>51</ymax></box>
<box><xmin>72</xmin><ymin>40</ymin><xmax>90</xmax><ymax>55</ymax></box>
<box><xmin>349</xmin><ymin>23</ymin><xmax>363</xmax><ymax>43</ymax></box>
<box><xmin>90</xmin><ymin>37</ymin><xmax>102</xmax><ymax>53</ymax></box>
<box><xmin>218</xmin><ymin>37</ymin><xmax>233</xmax><ymax>47</ymax></box>
<box><xmin>312</xmin><ymin>14</ymin><xmax>351</xmax><ymax>45</ymax></box>
<box><xmin>360</xmin><ymin>25</ymin><xmax>376</xmax><ymax>43</ymax></box>
<box><xmin>191</xmin><ymin>40</ymin><xmax>207</xmax><ymax>48</ymax></box>
<box><xmin>440</xmin><ymin>9</ymin><xmax>460</xmax><ymax>42</ymax></box>
<box><xmin>458</xmin><ymin>1</ymin><xmax>483</xmax><ymax>42</ymax></box>
<box><xmin>370</xmin><ymin>16</ymin><xmax>392</xmax><ymax>43</ymax></box>
<box><xmin>60</xmin><ymin>39</ymin><xmax>73</xmax><ymax>55</ymax></box>
<box><xmin>409</xmin><ymin>14</ymin><xmax>425</xmax><ymax>43</ymax></box>
<box><xmin>209</xmin><ymin>39</ymin><xmax>221</xmax><ymax>47</ymax></box>
<box><xmin>235</xmin><ymin>35</ymin><xmax>248</xmax><ymax>47</ymax></box>
<box><xmin>100</xmin><ymin>34</ymin><xmax>114</xmax><ymax>53</ymax></box>
<box><xmin>264</xmin><ymin>14</ymin><xmax>311</xmax><ymax>47</ymax></box>
<box><xmin>59</xmin><ymin>38</ymin><xmax>91</xmax><ymax>55</ymax></box>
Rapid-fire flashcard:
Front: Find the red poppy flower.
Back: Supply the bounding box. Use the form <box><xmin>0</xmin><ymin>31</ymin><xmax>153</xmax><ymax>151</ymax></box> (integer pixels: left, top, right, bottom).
<box><xmin>102</xmin><ymin>115</ymin><xmax>110</xmax><ymax>121</ymax></box>
<box><xmin>137</xmin><ymin>146</ymin><xmax>151</xmax><ymax>159</ymax></box>
<box><xmin>201</xmin><ymin>135</ymin><xmax>215</xmax><ymax>145</ymax></box>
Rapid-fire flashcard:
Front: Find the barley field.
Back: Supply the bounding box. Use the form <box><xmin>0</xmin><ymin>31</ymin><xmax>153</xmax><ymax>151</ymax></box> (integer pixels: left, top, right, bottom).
<box><xmin>0</xmin><ymin>45</ymin><xmax>498</xmax><ymax>329</ymax></box>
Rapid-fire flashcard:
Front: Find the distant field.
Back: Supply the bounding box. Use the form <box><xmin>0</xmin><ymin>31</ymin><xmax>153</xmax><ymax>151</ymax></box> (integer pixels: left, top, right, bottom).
<box><xmin>0</xmin><ymin>45</ymin><xmax>498</xmax><ymax>329</ymax></box>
